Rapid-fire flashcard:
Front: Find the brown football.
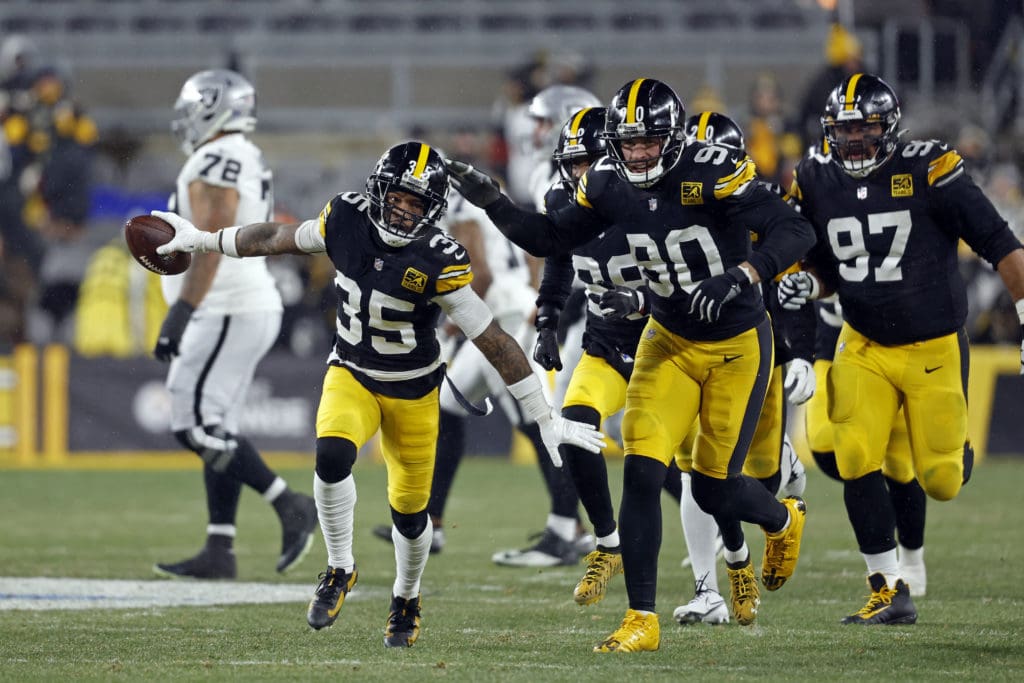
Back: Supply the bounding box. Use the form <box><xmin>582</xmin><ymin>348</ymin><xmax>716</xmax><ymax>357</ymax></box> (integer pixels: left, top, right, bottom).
<box><xmin>124</xmin><ymin>214</ymin><xmax>191</xmax><ymax>275</ymax></box>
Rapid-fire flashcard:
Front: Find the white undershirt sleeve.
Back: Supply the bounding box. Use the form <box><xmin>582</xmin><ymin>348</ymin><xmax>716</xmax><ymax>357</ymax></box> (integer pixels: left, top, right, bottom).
<box><xmin>435</xmin><ymin>285</ymin><xmax>494</xmax><ymax>340</ymax></box>
<box><xmin>293</xmin><ymin>219</ymin><xmax>327</xmax><ymax>253</ymax></box>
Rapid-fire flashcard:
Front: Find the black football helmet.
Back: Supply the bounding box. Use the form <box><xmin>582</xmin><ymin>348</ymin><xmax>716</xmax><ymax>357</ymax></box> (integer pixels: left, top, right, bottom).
<box><xmin>366</xmin><ymin>141</ymin><xmax>449</xmax><ymax>248</ymax></box>
<box><xmin>600</xmin><ymin>78</ymin><xmax>685</xmax><ymax>188</ymax></box>
<box><xmin>685</xmin><ymin>111</ymin><xmax>745</xmax><ymax>151</ymax></box>
<box><xmin>821</xmin><ymin>73</ymin><xmax>901</xmax><ymax>178</ymax></box>
<box><xmin>552</xmin><ymin>106</ymin><xmax>607</xmax><ymax>187</ymax></box>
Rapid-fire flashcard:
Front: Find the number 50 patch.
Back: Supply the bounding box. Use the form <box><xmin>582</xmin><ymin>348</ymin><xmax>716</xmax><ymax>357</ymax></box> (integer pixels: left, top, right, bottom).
<box><xmin>402</xmin><ymin>268</ymin><xmax>428</xmax><ymax>293</ymax></box>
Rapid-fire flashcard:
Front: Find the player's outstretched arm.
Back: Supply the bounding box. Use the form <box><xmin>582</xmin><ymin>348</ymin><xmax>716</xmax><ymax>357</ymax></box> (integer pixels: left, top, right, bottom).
<box><xmin>153</xmin><ymin>210</ymin><xmax>309</xmax><ymax>257</ymax></box>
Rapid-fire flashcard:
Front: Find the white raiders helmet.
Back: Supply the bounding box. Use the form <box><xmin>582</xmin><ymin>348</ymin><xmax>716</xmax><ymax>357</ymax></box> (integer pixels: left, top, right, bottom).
<box><xmin>172</xmin><ymin>69</ymin><xmax>257</xmax><ymax>155</ymax></box>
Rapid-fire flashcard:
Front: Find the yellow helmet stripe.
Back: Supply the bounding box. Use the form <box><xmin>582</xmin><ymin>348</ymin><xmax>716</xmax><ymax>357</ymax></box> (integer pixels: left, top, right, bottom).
<box><xmin>412</xmin><ymin>143</ymin><xmax>431</xmax><ymax>178</ymax></box>
<box><xmin>844</xmin><ymin>73</ymin><xmax>863</xmax><ymax>111</ymax></box>
<box><xmin>570</xmin><ymin>107</ymin><xmax>590</xmax><ymax>136</ymax></box>
<box><xmin>626</xmin><ymin>79</ymin><xmax>646</xmax><ymax>124</ymax></box>
<box><xmin>697</xmin><ymin>111</ymin><xmax>713</xmax><ymax>140</ymax></box>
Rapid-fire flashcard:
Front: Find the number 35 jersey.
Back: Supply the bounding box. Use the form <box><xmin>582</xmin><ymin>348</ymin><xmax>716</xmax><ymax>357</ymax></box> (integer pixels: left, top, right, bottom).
<box><xmin>162</xmin><ymin>132</ymin><xmax>281</xmax><ymax>315</ymax></box>
<box><xmin>318</xmin><ymin>192</ymin><xmax>474</xmax><ymax>398</ymax></box>
<box><xmin>794</xmin><ymin>140</ymin><xmax>1023</xmax><ymax>345</ymax></box>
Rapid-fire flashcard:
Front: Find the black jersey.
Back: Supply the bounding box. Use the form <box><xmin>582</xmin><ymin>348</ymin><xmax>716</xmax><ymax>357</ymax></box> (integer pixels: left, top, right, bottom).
<box><xmin>538</xmin><ymin>183</ymin><xmax>648</xmax><ymax>379</ymax></box>
<box><xmin>794</xmin><ymin>140</ymin><xmax>1023</xmax><ymax>345</ymax></box>
<box><xmin>319</xmin><ymin>192</ymin><xmax>474</xmax><ymax>398</ymax></box>
<box><xmin>492</xmin><ymin>142</ymin><xmax>815</xmax><ymax>341</ymax></box>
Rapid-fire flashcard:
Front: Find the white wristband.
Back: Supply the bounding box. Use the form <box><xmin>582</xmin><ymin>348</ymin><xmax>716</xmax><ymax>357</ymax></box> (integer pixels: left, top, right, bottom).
<box><xmin>217</xmin><ymin>226</ymin><xmax>242</xmax><ymax>258</ymax></box>
<box><xmin>507</xmin><ymin>374</ymin><xmax>551</xmax><ymax>424</ymax></box>
<box><xmin>1016</xmin><ymin>298</ymin><xmax>1024</xmax><ymax>325</ymax></box>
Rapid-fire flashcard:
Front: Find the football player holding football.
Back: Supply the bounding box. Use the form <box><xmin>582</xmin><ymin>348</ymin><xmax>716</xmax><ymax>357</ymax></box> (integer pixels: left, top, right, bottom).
<box><xmin>448</xmin><ymin>78</ymin><xmax>816</xmax><ymax>652</ymax></box>
<box><xmin>777</xmin><ymin>73</ymin><xmax>1024</xmax><ymax>625</ymax></box>
<box><xmin>152</xmin><ymin>69</ymin><xmax>318</xmax><ymax>581</ymax></box>
<box><xmin>152</xmin><ymin>140</ymin><xmax>605</xmax><ymax>648</ymax></box>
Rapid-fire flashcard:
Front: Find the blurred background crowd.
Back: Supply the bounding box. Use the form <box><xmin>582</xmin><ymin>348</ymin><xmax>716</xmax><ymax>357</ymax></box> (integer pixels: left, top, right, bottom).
<box><xmin>1</xmin><ymin>0</ymin><xmax>1023</xmax><ymax>359</ymax></box>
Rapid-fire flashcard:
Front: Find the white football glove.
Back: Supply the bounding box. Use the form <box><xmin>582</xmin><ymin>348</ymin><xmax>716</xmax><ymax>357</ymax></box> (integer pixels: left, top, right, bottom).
<box><xmin>783</xmin><ymin>358</ymin><xmax>816</xmax><ymax>405</ymax></box>
<box><xmin>535</xmin><ymin>409</ymin><xmax>606</xmax><ymax>467</ymax></box>
<box><xmin>1016</xmin><ymin>299</ymin><xmax>1024</xmax><ymax>375</ymax></box>
<box><xmin>777</xmin><ymin>271</ymin><xmax>821</xmax><ymax>310</ymax></box>
<box><xmin>152</xmin><ymin>210</ymin><xmax>218</xmax><ymax>255</ymax></box>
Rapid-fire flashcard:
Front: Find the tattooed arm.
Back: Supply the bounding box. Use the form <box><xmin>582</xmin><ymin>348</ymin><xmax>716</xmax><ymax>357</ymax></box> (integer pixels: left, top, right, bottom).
<box><xmin>470</xmin><ymin>320</ymin><xmax>534</xmax><ymax>385</ymax></box>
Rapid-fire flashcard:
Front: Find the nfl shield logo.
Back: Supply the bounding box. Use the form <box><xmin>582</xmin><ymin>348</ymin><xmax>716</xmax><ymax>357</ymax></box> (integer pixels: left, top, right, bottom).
<box><xmin>374</xmin><ymin>258</ymin><xmax>384</xmax><ymax>271</ymax></box>
<box><xmin>648</xmin><ymin>197</ymin><xmax>658</xmax><ymax>211</ymax></box>
<box><xmin>857</xmin><ymin>187</ymin><xmax>868</xmax><ymax>199</ymax></box>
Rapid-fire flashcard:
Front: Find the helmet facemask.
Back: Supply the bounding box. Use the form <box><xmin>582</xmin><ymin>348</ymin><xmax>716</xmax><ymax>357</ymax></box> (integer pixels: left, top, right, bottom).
<box><xmin>366</xmin><ymin>143</ymin><xmax>449</xmax><ymax>248</ymax></box>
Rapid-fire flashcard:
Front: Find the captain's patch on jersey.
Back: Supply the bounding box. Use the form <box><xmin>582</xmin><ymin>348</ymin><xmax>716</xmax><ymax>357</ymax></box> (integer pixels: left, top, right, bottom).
<box><xmin>402</xmin><ymin>267</ymin><xmax>428</xmax><ymax>293</ymax></box>
<box><xmin>891</xmin><ymin>174</ymin><xmax>914</xmax><ymax>197</ymax></box>
<box><xmin>681</xmin><ymin>182</ymin><xmax>703</xmax><ymax>205</ymax></box>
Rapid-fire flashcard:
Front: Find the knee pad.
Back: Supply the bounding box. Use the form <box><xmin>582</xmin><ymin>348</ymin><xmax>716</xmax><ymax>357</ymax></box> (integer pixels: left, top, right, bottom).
<box><xmin>562</xmin><ymin>404</ymin><xmax>600</xmax><ymax>428</ymax></box>
<box><xmin>174</xmin><ymin>426</ymin><xmax>237</xmax><ymax>472</ymax></box>
<box><xmin>811</xmin><ymin>450</ymin><xmax>842</xmax><ymax>482</ymax></box>
<box><xmin>919</xmin><ymin>460</ymin><xmax>963</xmax><ymax>502</ymax></box>
<box><xmin>315</xmin><ymin>436</ymin><xmax>358</xmax><ymax>483</ymax></box>
<box><xmin>391</xmin><ymin>508</ymin><xmax>428</xmax><ymax>539</ymax></box>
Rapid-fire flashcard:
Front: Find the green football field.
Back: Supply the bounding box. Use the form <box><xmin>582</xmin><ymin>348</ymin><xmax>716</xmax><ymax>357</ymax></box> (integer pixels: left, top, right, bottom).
<box><xmin>1</xmin><ymin>456</ymin><xmax>1022</xmax><ymax>681</ymax></box>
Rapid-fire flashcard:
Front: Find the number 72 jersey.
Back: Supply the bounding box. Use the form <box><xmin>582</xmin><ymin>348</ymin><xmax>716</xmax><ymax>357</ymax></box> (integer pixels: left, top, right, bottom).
<box><xmin>793</xmin><ymin>139</ymin><xmax>1022</xmax><ymax>345</ymax></box>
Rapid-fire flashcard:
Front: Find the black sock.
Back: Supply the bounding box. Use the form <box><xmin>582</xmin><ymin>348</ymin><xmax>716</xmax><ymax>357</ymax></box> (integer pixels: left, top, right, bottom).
<box><xmin>619</xmin><ymin>456</ymin><xmax>667</xmax><ymax>612</ymax></box>
<box><xmin>886</xmin><ymin>476</ymin><xmax>926</xmax><ymax>550</ymax></box>
<box><xmin>428</xmin><ymin>410</ymin><xmax>466</xmax><ymax>520</ymax></box>
<box><xmin>204</xmin><ymin>464</ymin><xmax>242</xmax><ymax>528</ymax></box>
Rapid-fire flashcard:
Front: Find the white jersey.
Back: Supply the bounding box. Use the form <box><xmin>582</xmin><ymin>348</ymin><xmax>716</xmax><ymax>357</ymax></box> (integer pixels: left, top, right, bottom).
<box><xmin>162</xmin><ymin>133</ymin><xmax>282</xmax><ymax>315</ymax></box>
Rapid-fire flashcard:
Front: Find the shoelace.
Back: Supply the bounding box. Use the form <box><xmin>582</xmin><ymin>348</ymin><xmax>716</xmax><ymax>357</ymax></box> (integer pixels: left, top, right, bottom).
<box><xmin>314</xmin><ymin>570</ymin><xmax>343</xmax><ymax>599</ymax></box>
<box><xmin>855</xmin><ymin>586</ymin><xmax>896</xmax><ymax>616</ymax></box>
<box><xmin>581</xmin><ymin>551</ymin><xmax>618</xmax><ymax>581</ymax></box>
<box><xmin>730</xmin><ymin>567</ymin><xmax>758</xmax><ymax>601</ymax></box>
<box><xmin>693</xmin><ymin>572</ymin><xmax>713</xmax><ymax>597</ymax></box>
<box><xmin>388</xmin><ymin>599</ymin><xmax>420</xmax><ymax>631</ymax></box>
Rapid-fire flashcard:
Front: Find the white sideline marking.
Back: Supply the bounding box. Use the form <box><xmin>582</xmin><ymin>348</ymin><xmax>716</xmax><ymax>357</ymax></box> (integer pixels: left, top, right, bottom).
<box><xmin>0</xmin><ymin>577</ymin><xmax>378</xmax><ymax>611</ymax></box>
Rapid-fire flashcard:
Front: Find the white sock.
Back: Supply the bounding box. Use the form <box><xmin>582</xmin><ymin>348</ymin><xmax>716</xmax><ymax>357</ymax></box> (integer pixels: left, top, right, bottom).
<box><xmin>723</xmin><ymin>542</ymin><xmax>749</xmax><ymax>567</ymax></box>
<box><xmin>680</xmin><ymin>472</ymin><xmax>722</xmax><ymax>593</ymax></box>
<box><xmin>898</xmin><ymin>544</ymin><xmax>925</xmax><ymax>568</ymax></box>
<box><xmin>597</xmin><ymin>529</ymin><xmax>621</xmax><ymax>550</ymax></box>
<box><xmin>262</xmin><ymin>477</ymin><xmax>287</xmax><ymax>503</ymax></box>
<box><xmin>392</xmin><ymin>517</ymin><xmax>433</xmax><ymax>599</ymax></box>
<box><xmin>864</xmin><ymin>548</ymin><xmax>900</xmax><ymax>589</ymax></box>
<box><xmin>206</xmin><ymin>524</ymin><xmax>236</xmax><ymax>539</ymax></box>
<box><xmin>314</xmin><ymin>473</ymin><xmax>356</xmax><ymax>572</ymax></box>
<box><xmin>547</xmin><ymin>514</ymin><xmax>577</xmax><ymax>542</ymax></box>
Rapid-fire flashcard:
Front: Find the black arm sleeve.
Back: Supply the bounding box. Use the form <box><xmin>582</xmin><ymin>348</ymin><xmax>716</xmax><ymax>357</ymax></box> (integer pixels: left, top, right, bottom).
<box><xmin>485</xmin><ymin>195</ymin><xmax>603</xmax><ymax>257</ymax></box>
<box><xmin>536</xmin><ymin>252</ymin><xmax>575</xmax><ymax>309</ymax></box>
<box><xmin>726</xmin><ymin>184</ymin><xmax>817</xmax><ymax>281</ymax></box>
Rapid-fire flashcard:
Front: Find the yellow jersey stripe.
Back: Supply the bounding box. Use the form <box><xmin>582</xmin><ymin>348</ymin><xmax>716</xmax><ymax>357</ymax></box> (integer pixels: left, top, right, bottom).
<box><xmin>714</xmin><ymin>159</ymin><xmax>757</xmax><ymax>199</ymax></box>
<box><xmin>927</xmin><ymin>150</ymin><xmax>964</xmax><ymax>186</ymax></box>
<box><xmin>844</xmin><ymin>74</ymin><xmax>863</xmax><ymax>111</ymax></box>
<box><xmin>696</xmin><ymin>111</ymin><xmax>712</xmax><ymax>141</ymax></box>
<box><xmin>318</xmin><ymin>200</ymin><xmax>333</xmax><ymax>238</ymax></box>
<box><xmin>413</xmin><ymin>143</ymin><xmax>431</xmax><ymax>178</ymax></box>
<box><xmin>576</xmin><ymin>174</ymin><xmax>594</xmax><ymax>208</ymax></box>
<box><xmin>570</xmin><ymin>108</ymin><xmax>590</xmax><ymax>136</ymax></box>
<box><xmin>440</xmin><ymin>264</ymin><xmax>471</xmax><ymax>275</ymax></box>
<box><xmin>436</xmin><ymin>271</ymin><xmax>474</xmax><ymax>293</ymax></box>
<box><xmin>626</xmin><ymin>79</ymin><xmax>645</xmax><ymax>124</ymax></box>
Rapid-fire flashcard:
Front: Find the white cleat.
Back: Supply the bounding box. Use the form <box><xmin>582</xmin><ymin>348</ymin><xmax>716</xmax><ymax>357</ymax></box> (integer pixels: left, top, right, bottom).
<box><xmin>673</xmin><ymin>576</ymin><xmax>730</xmax><ymax>625</ymax></box>
<box><xmin>780</xmin><ymin>435</ymin><xmax>807</xmax><ymax>498</ymax></box>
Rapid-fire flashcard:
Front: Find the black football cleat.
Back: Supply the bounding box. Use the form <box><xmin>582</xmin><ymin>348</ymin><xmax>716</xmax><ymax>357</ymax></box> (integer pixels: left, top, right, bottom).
<box><xmin>841</xmin><ymin>572</ymin><xmax>918</xmax><ymax>625</ymax></box>
<box><xmin>384</xmin><ymin>594</ymin><xmax>422</xmax><ymax>648</ymax></box>
<box><xmin>154</xmin><ymin>546</ymin><xmax>236</xmax><ymax>580</ymax></box>
<box><xmin>276</xmin><ymin>492</ymin><xmax>318</xmax><ymax>573</ymax></box>
<box><xmin>307</xmin><ymin>565</ymin><xmax>358</xmax><ymax>630</ymax></box>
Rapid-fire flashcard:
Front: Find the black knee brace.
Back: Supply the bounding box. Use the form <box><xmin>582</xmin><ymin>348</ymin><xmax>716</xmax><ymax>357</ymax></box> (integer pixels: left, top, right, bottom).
<box><xmin>391</xmin><ymin>508</ymin><xmax>428</xmax><ymax>539</ymax></box>
<box><xmin>315</xmin><ymin>436</ymin><xmax>358</xmax><ymax>483</ymax></box>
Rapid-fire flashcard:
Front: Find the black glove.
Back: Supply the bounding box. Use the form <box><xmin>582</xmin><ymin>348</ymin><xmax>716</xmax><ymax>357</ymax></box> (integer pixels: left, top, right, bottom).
<box><xmin>154</xmin><ymin>300</ymin><xmax>195</xmax><ymax>362</ymax></box>
<box><xmin>688</xmin><ymin>266</ymin><xmax>749</xmax><ymax>323</ymax></box>
<box><xmin>598</xmin><ymin>284</ymin><xmax>646</xmax><ymax>319</ymax></box>
<box><xmin>445</xmin><ymin>159</ymin><xmax>502</xmax><ymax>209</ymax></box>
<box><xmin>533</xmin><ymin>304</ymin><xmax>562</xmax><ymax>371</ymax></box>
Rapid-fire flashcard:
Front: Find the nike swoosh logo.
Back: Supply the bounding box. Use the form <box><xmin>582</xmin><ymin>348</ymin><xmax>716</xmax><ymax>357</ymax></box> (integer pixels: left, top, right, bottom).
<box><xmin>924</xmin><ymin>366</ymin><xmax>942</xmax><ymax>374</ymax></box>
<box><xmin>723</xmin><ymin>354</ymin><xmax>742</xmax><ymax>363</ymax></box>
<box><xmin>454</xmin><ymin>251</ymin><xmax>466</xmax><ymax>259</ymax></box>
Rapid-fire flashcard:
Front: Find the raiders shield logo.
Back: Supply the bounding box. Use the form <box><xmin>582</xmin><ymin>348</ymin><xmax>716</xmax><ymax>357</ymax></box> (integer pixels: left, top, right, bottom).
<box><xmin>402</xmin><ymin>267</ymin><xmax>428</xmax><ymax>293</ymax></box>
<box><xmin>681</xmin><ymin>182</ymin><xmax>703</xmax><ymax>205</ymax></box>
<box><xmin>891</xmin><ymin>174</ymin><xmax>914</xmax><ymax>197</ymax></box>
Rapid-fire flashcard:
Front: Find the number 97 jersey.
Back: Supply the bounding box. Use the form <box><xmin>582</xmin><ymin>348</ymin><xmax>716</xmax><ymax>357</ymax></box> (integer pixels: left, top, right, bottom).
<box><xmin>319</xmin><ymin>192</ymin><xmax>474</xmax><ymax>399</ymax></box>
<box><xmin>793</xmin><ymin>139</ymin><xmax>1022</xmax><ymax>345</ymax></box>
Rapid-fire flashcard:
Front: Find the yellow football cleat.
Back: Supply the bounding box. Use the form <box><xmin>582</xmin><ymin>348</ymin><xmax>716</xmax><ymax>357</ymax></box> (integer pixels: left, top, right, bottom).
<box><xmin>726</xmin><ymin>558</ymin><xmax>761</xmax><ymax>626</ymax></box>
<box><xmin>761</xmin><ymin>496</ymin><xmax>807</xmax><ymax>591</ymax></box>
<box><xmin>574</xmin><ymin>550</ymin><xmax>624</xmax><ymax>606</ymax></box>
<box><xmin>593</xmin><ymin>609</ymin><xmax>660</xmax><ymax>653</ymax></box>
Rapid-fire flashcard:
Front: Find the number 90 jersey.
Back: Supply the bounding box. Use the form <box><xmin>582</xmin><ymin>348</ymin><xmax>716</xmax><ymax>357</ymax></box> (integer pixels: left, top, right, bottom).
<box><xmin>319</xmin><ymin>192</ymin><xmax>474</xmax><ymax>399</ymax></box>
<box><xmin>794</xmin><ymin>140</ymin><xmax>1023</xmax><ymax>345</ymax></box>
